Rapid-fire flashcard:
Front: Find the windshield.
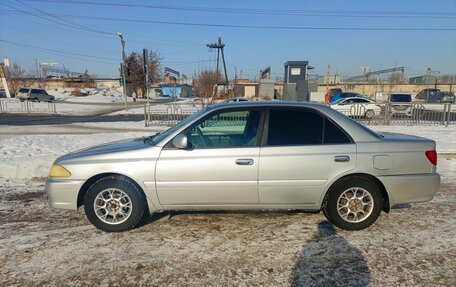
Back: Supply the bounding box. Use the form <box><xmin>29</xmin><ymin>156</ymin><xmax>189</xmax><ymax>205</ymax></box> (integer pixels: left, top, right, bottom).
<box><xmin>390</xmin><ymin>94</ymin><xmax>411</xmax><ymax>102</ymax></box>
<box><xmin>150</xmin><ymin>107</ymin><xmax>208</xmax><ymax>145</ymax></box>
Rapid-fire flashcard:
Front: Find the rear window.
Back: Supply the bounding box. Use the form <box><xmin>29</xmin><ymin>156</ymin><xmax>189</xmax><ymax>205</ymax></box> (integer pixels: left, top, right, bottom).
<box><xmin>390</xmin><ymin>94</ymin><xmax>411</xmax><ymax>102</ymax></box>
<box><xmin>18</xmin><ymin>88</ymin><xmax>29</xmax><ymax>93</ymax></box>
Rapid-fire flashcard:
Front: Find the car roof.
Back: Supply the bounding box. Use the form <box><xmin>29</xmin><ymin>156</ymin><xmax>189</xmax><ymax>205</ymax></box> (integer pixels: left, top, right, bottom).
<box><xmin>337</xmin><ymin>97</ymin><xmax>372</xmax><ymax>101</ymax></box>
<box><xmin>389</xmin><ymin>92</ymin><xmax>411</xmax><ymax>95</ymax></box>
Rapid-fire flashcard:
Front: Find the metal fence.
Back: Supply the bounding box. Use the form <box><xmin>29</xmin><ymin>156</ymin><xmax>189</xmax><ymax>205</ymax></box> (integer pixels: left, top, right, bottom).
<box><xmin>0</xmin><ymin>99</ymin><xmax>56</xmax><ymax>114</ymax></box>
<box><xmin>144</xmin><ymin>102</ymin><xmax>455</xmax><ymax>127</ymax></box>
<box><xmin>144</xmin><ymin>103</ymin><xmax>198</xmax><ymax>127</ymax></box>
<box><xmin>338</xmin><ymin>103</ymin><xmax>455</xmax><ymax>126</ymax></box>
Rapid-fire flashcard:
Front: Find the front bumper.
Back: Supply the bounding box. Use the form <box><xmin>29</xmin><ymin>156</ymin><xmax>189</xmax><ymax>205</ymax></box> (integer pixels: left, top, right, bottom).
<box><xmin>378</xmin><ymin>173</ymin><xmax>440</xmax><ymax>207</ymax></box>
<box><xmin>45</xmin><ymin>178</ymin><xmax>85</xmax><ymax>210</ymax></box>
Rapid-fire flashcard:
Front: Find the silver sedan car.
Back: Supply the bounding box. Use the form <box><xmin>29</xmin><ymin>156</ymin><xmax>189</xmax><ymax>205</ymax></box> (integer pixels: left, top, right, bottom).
<box><xmin>46</xmin><ymin>102</ymin><xmax>440</xmax><ymax>232</ymax></box>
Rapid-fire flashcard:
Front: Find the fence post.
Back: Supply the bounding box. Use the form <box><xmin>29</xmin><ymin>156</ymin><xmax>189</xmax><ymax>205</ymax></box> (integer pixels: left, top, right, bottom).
<box><xmin>0</xmin><ymin>99</ymin><xmax>3</xmax><ymax>113</ymax></box>
<box><xmin>26</xmin><ymin>100</ymin><xmax>30</xmax><ymax>113</ymax></box>
<box><xmin>385</xmin><ymin>103</ymin><xmax>390</xmax><ymax>125</ymax></box>
<box><xmin>445</xmin><ymin>104</ymin><xmax>451</xmax><ymax>127</ymax></box>
<box><xmin>144</xmin><ymin>103</ymin><xmax>148</xmax><ymax>127</ymax></box>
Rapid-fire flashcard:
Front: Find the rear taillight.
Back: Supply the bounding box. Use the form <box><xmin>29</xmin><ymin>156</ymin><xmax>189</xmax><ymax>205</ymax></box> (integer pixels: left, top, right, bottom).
<box><xmin>425</xmin><ymin>150</ymin><xmax>437</xmax><ymax>166</ymax></box>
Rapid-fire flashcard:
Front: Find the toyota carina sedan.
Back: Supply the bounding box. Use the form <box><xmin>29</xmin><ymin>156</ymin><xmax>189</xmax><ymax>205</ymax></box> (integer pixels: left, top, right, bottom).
<box><xmin>46</xmin><ymin>102</ymin><xmax>440</xmax><ymax>232</ymax></box>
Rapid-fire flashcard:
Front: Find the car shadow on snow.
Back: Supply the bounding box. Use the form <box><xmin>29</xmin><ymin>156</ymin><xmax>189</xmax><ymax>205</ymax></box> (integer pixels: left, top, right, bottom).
<box><xmin>290</xmin><ymin>221</ymin><xmax>371</xmax><ymax>287</ymax></box>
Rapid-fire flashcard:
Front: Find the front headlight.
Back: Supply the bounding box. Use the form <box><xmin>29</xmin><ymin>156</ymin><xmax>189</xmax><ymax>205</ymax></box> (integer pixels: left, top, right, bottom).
<box><xmin>49</xmin><ymin>164</ymin><xmax>71</xmax><ymax>178</ymax></box>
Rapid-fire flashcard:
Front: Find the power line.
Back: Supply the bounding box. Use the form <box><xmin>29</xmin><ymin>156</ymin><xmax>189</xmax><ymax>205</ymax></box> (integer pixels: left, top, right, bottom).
<box><xmin>0</xmin><ymin>39</ymin><xmax>119</xmax><ymax>64</ymax></box>
<box><xmin>1</xmin><ymin>22</ymin><xmax>119</xmax><ymax>56</ymax></box>
<box><xmin>0</xmin><ymin>7</ymin><xmax>207</xmax><ymax>47</ymax></box>
<box><xmin>0</xmin><ymin>3</ymin><xmax>114</xmax><ymax>37</ymax></box>
<box><xmin>23</xmin><ymin>0</ymin><xmax>456</xmax><ymax>19</ymax></box>
<box><xmin>0</xmin><ymin>9</ymin><xmax>116</xmax><ymax>41</ymax></box>
<box><xmin>164</xmin><ymin>59</ymin><xmax>215</xmax><ymax>64</ymax></box>
<box><xmin>3</xmin><ymin>11</ymin><xmax>453</xmax><ymax>31</ymax></box>
<box><xmin>15</xmin><ymin>0</ymin><xmax>115</xmax><ymax>35</ymax></box>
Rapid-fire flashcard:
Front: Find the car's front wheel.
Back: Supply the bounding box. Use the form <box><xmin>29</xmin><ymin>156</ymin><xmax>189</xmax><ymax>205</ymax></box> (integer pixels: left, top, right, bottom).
<box><xmin>84</xmin><ymin>176</ymin><xmax>147</xmax><ymax>232</ymax></box>
<box><xmin>323</xmin><ymin>176</ymin><xmax>383</xmax><ymax>230</ymax></box>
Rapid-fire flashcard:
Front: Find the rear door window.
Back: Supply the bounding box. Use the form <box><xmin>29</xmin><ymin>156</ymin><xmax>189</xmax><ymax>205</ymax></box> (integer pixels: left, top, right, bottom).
<box><xmin>266</xmin><ymin>108</ymin><xmax>351</xmax><ymax>146</ymax></box>
<box><xmin>31</xmin><ymin>89</ymin><xmax>43</xmax><ymax>94</ymax></box>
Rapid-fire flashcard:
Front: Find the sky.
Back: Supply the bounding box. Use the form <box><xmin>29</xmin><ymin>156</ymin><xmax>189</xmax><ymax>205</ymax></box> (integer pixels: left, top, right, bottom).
<box><xmin>0</xmin><ymin>0</ymin><xmax>455</xmax><ymax>79</ymax></box>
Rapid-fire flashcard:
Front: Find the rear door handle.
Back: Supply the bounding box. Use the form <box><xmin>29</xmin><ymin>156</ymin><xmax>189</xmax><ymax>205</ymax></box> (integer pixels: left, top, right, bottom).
<box><xmin>235</xmin><ymin>158</ymin><xmax>254</xmax><ymax>165</ymax></box>
<box><xmin>334</xmin><ymin>155</ymin><xmax>350</xmax><ymax>162</ymax></box>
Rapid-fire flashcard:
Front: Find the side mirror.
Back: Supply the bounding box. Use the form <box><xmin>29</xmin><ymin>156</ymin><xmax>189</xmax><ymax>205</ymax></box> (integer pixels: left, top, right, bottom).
<box><xmin>172</xmin><ymin>134</ymin><xmax>188</xmax><ymax>149</ymax></box>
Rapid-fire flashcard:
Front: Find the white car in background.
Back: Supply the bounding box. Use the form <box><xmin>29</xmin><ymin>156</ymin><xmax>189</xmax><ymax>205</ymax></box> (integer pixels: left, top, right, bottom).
<box><xmin>330</xmin><ymin>97</ymin><xmax>381</xmax><ymax>118</ymax></box>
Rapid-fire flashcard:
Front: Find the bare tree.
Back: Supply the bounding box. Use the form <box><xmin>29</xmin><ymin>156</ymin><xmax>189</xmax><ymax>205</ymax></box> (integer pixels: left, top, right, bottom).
<box><xmin>193</xmin><ymin>69</ymin><xmax>220</xmax><ymax>99</ymax></box>
<box><xmin>438</xmin><ymin>75</ymin><xmax>456</xmax><ymax>84</ymax></box>
<box><xmin>125</xmin><ymin>50</ymin><xmax>162</xmax><ymax>97</ymax></box>
<box><xmin>388</xmin><ymin>72</ymin><xmax>404</xmax><ymax>84</ymax></box>
<box><xmin>145</xmin><ymin>50</ymin><xmax>162</xmax><ymax>85</ymax></box>
<box><xmin>5</xmin><ymin>63</ymin><xmax>26</xmax><ymax>93</ymax></box>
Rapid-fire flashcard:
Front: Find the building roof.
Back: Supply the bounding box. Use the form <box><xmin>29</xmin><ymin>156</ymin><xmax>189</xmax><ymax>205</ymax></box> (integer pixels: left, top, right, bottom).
<box><xmin>284</xmin><ymin>61</ymin><xmax>309</xmax><ymax>67</ymax></box>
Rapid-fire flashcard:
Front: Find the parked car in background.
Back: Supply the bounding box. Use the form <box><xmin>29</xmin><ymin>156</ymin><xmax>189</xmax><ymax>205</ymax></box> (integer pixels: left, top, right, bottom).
<box><xmin>46</xmin><ymin>101</ymin><xmax>440</xmax><ymax>232</ymax></box>
<box><xmin>222</xmin><ymin>97</ymin><xmax>250</xmax><ymax>103</ymax></box>
<box><xmin>330</xmin><ymin>97</ymin><xmax>381</xmax><ymax>118</ymax></box>
<box><xmin>329</xmin><ymin>92</ymin><xmax>363</xmax><ymax>103</ymax></box>
<box><xmin>426</xmin><ymin>91</ymin><xmax>455</xmax><ymax>103</ymax></box>
<box><xmin>325</xmin><ymin>88</ymin><xmax>342</xmax><ymax>103</ymax></box>
<box><xmin>0</xmin><ymin>89</ymin><xmax>15</xmax><ymax>98</ymax></box>
<box><xmin>415</xmin><ymin>88</ymin><xmax>439</xmax><ymax>101</ymax></box>
<box><xmin>16</xmin><ymin>88</ymin><xmax>55</xmax><ymax>102</ymax></box>
<box><xmin>0</xmin><ymin>89</ymin><xmax>7</xmax><ymax>98</ymax></box>
<box><xmin>388</xmin><ymin>93</ymin><xmax>413</xmax><ymax>116</ymax></box>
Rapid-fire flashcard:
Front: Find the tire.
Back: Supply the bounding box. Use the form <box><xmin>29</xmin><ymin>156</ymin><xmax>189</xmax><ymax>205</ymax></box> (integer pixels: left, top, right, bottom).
<box><xmin>323</xmin><ymin>176</ymin><xmax>383</xmax><ymax>230</ymax></box>
<box><xmin>84</xmin><ymin>176</ymin><xmax>147</xmax><ymax>232</ymax></box>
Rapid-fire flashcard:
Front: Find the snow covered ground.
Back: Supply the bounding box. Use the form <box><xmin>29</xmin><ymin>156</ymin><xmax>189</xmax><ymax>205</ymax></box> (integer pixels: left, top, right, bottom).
<box><xmin>371</xmin><ymin>125</ymin><xmax>456</xmax><ymax>153</ymax></box>
<box><xmin>48</xmin><ymin>88</ymin><xmax>132</xmax><ymax>104</ymax></box>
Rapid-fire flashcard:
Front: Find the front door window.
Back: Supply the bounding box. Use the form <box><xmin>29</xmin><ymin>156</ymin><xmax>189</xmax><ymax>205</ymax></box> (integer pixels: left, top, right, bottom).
<box><xmin>185</xmin><ymin>109</ymin><xmax>261</xmax><ymax>149</ymax></box>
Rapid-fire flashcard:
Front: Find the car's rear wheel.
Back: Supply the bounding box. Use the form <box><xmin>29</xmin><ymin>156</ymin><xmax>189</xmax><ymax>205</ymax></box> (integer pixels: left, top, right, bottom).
<box><xmin>84</xmin><ymin>176</ymin><xmax>147</xmax><ymax>232</ymax></box>
<box><xmin>323</xmin><ymin>176</ymin><xmax>383</xmax><ymax>230</ymax></box>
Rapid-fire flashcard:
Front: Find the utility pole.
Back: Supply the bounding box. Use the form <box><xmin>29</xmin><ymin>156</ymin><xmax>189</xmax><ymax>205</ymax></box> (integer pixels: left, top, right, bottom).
<box><xmin>207</xmin><ymin>37</ymin><xmax>228</xmax><ymax>96</ymax></box>
<box><xmin>35</xmin><ymin>59</ymin><xmax>40</xmax><ymax>78</ymax></box>
<box><xmin>143</xmin><ymin>48</ymin><xmax>149</xmax><ymax>105</ymax></box>
<box><xmin>0</xmin><ymin>59</ymin><xmax>11</xmax><ymax>98</ymax></box>
<box><xmin>117</xmin><ymin>32</ymin><xmax>128</xmax><ymax>110</ymax></box>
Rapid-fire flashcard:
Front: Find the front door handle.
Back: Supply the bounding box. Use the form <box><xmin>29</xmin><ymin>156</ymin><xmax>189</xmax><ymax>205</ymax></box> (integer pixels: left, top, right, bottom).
<box><xmin>235</xmin><ymin>158</ymin><xmax>254</xmax><ymax>165</ymax></box>
<box><xmin>334</xmin><ymin>155</ymin><xmax>350</xmax><ymax>162</ymax></box>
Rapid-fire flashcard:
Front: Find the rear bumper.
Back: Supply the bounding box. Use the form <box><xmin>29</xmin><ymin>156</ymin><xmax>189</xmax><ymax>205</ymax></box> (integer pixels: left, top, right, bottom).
<box><xmin>378</xmin><ymin>173</ymin><xmax>440</xmax><ymax>207</ymax></box>
<box><xmin>45</xmin><ymin>178</ymin><xmax>85</xmax><ymax>210</ymax></box>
